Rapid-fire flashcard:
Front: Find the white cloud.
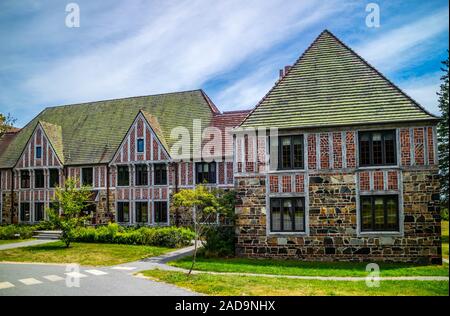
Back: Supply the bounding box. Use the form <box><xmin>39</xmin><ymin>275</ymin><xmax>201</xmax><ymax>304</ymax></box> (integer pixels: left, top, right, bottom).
<box><xmin>400</xmin><ymin>72</ymin><xmax>442</xmax><ymax>115</ymax></box>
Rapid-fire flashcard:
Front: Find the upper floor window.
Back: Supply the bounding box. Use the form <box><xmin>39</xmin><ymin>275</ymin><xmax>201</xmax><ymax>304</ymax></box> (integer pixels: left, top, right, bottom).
<box><xmin>35</xmin><ymin>146</ymin><xmax>42</xmax><ymax>159</ymax></box>
<box><xmin>81</xmin><ymin>167</ymin><xmax>93</xmax><ymax>186</ymax></box>
<box><xmin>49</xmin><ymin>169</ymin><xmax>59</xmax><ymax>188</ymax></box>
<box><xmin>270</xmin><ymin>197</ymin><xmax>305</xmax><ymax>232</ymax></box>
<box><xmin>278</xmin><ymin>135</ymin><xmax>304</xmax><ymax>170</ymax></box>
<box><xmin>35</xmin><ymin>170</ymin><xmax>44</xmax><ymax>188</ymax></box>
<box><xmin>196</xmin><ymin>162</ymin><xmax>216</xmax><ymax>184</ymax></box>
<box><xmin>154</xmin><ymin>164</ymin><xmax>167</xmax><ymax>185</ymax></box>
<box><xmin>135</xmin><ymin>164</ymin><xmax>148</xmax><ymax>186</ymax></box>
<box><xmin>117</xmin><ymin>166</ymin><xmax>129</xmax><ymax>186</ymax></box>
<box><xmin>137</xmin><ymin>138</ymin><xmax>144</xmax><ymax>153</ymax></box>
<box><xmin>359</xmin><ymin>130</ymin><xmax>396</xmax><ymax>166</ymax></box>
<box><xmin>360</xmin><ymin>195</ymin><xmax>399</xmax><ymax>232</ymax></box>
<box><xmin>20</xmin><ymin>170</ymin><xmax>30</xmax><ymax>189</ymax></box>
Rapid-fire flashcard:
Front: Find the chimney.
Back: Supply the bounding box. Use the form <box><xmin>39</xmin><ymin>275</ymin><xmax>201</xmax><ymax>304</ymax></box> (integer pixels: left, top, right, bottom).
<box><xmin>279</xmin><ymin>69</ymin><xmax>284</xmax><ymax>80</ymax></box>
<box><xmin>278</xmin><ymin>65</ymin><xmax>291</xmax><ymax>81</ymax></box>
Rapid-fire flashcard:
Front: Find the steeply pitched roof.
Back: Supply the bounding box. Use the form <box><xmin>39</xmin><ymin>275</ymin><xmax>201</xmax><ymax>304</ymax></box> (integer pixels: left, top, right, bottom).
<box><xmin>0</xmin><ymin>89</ymin><xmax>214</xmax><ymax>168</ymax></box>
<box><xmin>240</xmin><ymin>30</ymin><xmax>439</xmax><ymax>129</ymax></box>
<box><xmin>140</xmin><ymin>110</ymin><xmax>169</xmax><ymax>152</ymax></box>
<box><xmin>39</xmin><ymin>121</ymin><xmax>64</xmax><ymax>164</ymax></box>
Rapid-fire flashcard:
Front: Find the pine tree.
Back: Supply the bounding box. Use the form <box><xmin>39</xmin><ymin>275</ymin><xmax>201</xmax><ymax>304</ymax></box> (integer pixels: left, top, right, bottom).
<box><xmin>437</xmin><ymin>53</ymin><xmax>449</xmax><ymax>218</ymax></box>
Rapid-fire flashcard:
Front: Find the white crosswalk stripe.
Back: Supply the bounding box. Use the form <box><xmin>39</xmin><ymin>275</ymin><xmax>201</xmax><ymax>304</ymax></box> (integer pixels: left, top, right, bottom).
<box><xmin>111</xmin><ymin>266</ymin><xmax>136</xmax><ymax>271</ymax></box>
<box><xmin>85</xmin><ymin>269</ymin><xmax>108</xmax><ymax>276</ymax></box>
<box><xmin>0</xmin><ymin>282</ymin><xmax>15</xmax><ymax>290</ymax></box>
<box><xmin>43</xmin><ymin>275</ymin><xmax>65</xmax><ymax>282</ymax></box>
<box><xmin>19</xmin><ymin>278</ymin><xmax>42</xmax><ymax>285</ymax></box>
<box><xmin>65</xmin><ymin>272</ymin><xmax>87</xmax><ymax>278</ymax></box>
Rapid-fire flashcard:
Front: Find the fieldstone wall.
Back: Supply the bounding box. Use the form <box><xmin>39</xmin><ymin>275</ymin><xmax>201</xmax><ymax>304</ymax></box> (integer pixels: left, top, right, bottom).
<box><xmin>94</xmin><ymin>189</ymin><xmax>115</xmax><ymax>225</ymax></box>
<box><xmin>1</xmin><ymin>192</ymin><xmax>17</xmax><ymax>224</ymax></box>
<box><xmin>235</xmin><ymin>169</ymin><xmax>442</xmax><ymax>264</ymax></box>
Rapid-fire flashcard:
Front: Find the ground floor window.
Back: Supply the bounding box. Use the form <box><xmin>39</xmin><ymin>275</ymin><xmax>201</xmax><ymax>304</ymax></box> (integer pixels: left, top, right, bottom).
<box><xmin>135</xmin><ymin>201</ymin><xmax>148</xmax><ymax>224</ymax></box>
<box><xmin>154</xmin><ymin>201</ymin><xmax>168</xmax><ymax>223</ymax></box>
<box><xmin>195</xmin><ymin>161</ymin><xmax>216</xmax><ymax>184</ymax></box>
<box><xmin>34</xmin><ymin>202</ymin><xmax>45</xmax><ymax>222</ymax></box>
<box><xmin>360</xmin><ymin>195</ymin><xmax>399</xmax><ymax>232</ymax></box>
<box><xmin>20</xmin><ymin>202</ymin><xmax>30</xmax><ymax>222</ymax></box>
<box><xmin>117</xmin><ymin>202</ymin><xmax>130</xmax><ymax>223</ymax></box>
<box><xmin>270</xmin><ymin>197</ymin><xmax>305</xmax><ymax>232</ymax></box>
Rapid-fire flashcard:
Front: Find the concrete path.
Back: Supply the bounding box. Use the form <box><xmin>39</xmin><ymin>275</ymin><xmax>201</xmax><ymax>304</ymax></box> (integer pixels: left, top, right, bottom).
<box><xmin>0</xmin><ymin>239</ymin><xmax>56</xmax><ymax>251</ymax></box>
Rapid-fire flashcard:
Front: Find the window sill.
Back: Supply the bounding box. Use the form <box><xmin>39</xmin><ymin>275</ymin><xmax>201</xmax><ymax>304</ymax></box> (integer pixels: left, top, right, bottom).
<box><xmin>268</xmin><ymin>231</ymin><xmax>308</xmax><ymax>236</ymax></box>
<box><xmin>358</xmin><ymin>231</ymin><xmax>402</xmax><ymax>237</ymax></box>
<box><xmin>357</xmin><ymin>165</ymin><xmax>399</xmax><ymax>170</ymax></box>
<box><xmin>268</xmin><ymin>169</ymin><xmax>306</xmax><ymax>174</ymax></box>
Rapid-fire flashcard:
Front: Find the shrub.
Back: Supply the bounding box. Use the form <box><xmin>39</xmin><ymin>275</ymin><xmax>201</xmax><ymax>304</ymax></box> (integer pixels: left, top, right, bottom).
<box><xmin>0</xmin><ymin>225</ymin><xmax>37</xmax><ymax>240</ymax></box>
<box><xmin>72</xmin><ymin>224</ymin><xmax>194</xmax><ymax>248</ymax></box>
<box><xmin>203</xmin><ymin>225</ymin><xmax>235</xmax><ymax>257</ymax></box>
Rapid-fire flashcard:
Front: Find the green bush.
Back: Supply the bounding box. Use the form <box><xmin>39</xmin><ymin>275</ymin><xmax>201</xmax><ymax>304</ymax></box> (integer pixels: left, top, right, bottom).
<box><xmin>72</xmin><ymin>223</ymin><xmax>194</xmax><ymax>248</ymax></box>
<box><xmin>0</xmin><ymin>225</ymin><xmax>37</xmax><ymax>240</ymax></box>
<box><xmin>203</xmin><ymin>225</ymin><xmax>235</xmax><ymax>257</ymax></box>
<box><xmin>441</xmin><ymin>207</ymin><xmax>449</xmax><ymax>221</ymax></box>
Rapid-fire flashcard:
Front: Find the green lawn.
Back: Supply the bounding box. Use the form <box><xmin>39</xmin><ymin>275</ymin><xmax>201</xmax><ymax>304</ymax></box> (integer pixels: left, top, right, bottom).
<box><xmin>169</xmin><ymin>257</ymin><xmax>449</xmax><ymax>277</ymax></box>
<box><xmin>141</xmin><ymin>269</ymin><xmax>448</xmax><ymax>296</ymax></box>
<box><xmin>0</xmin><ymin>241</ymin><xmax>173</xmax><ymax>266</ymax></box>
<box><xmin>442</xmin><ymin>220</ymin><xmax>449</xmax><ymax>260</ymax></box>
<box><xmin>0</xmin><ymin>239</ymin><xmax>34</xmax><ymax>245</ymax></box>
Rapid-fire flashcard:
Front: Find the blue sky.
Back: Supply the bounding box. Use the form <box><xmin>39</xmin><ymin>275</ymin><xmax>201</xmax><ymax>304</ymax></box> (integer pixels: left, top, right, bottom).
<box><xmin>0</xmin><ymin>0</ymin><xmax>448</xmax><ymax>127</ymax></box>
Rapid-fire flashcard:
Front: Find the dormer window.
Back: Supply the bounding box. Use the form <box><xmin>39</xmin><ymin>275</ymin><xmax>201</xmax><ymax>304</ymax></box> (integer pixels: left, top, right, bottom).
<box><xmin>137</xmin><ymin>138</ymin><xmax>144</xmax><ymax>153</ymax></box>
<box><xmin>36</xmin><ymin>146</ymin><xmax>42</xmax><ymax>159</ymax></box>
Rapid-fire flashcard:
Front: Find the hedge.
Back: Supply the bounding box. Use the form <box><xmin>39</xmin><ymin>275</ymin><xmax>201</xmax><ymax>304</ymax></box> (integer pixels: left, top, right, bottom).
<box><xmin>0</xmin><ymin>225</ymin><xmax>37</xmax><ymax>240</ymax></box>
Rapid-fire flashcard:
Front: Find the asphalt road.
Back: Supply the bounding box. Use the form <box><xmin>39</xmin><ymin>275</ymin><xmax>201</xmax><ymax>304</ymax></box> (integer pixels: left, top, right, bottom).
<box><xmin>0</xmin><ymin>262</ymin><xmax>197</xmax><ymax>296</ymax></box>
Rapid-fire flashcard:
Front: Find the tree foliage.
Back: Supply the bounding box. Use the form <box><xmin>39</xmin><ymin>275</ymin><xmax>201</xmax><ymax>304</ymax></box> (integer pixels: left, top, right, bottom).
<box><xmin>0</xmin><ymin>113</ymin><xmax>16</xmax><ymax>135</ymax></box>
<box><xmin>437</xmin><ymin>53</ymin><xmax>449</xmax><ymax>216</ymax></box>
<box><xmin>48</xmin><ymin>178</ymin><xmax>92</xmax><ymax>247</ymax></box>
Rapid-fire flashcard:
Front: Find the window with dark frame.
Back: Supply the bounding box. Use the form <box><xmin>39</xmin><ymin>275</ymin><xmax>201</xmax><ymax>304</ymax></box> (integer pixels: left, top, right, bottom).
<box><xmin>81</xmin><ymin>167</ymin><xmax>93</xmax><ymax>186</ymax></box>
<box><xmin>358</xmin><ymin>130</ymin><xmax>396</xmax><ymax>166</ymax></box>
<box><xmin>34</xmin><ymin>202</ymin><xmax>45</xmax><ymax>222</ymax></box>
<box><xmin>35</xmin><ymin>146</ymin><xmax>42</xmax><ymax>159</ymax></box>
<box><xmin>137</xmin><ymin>138</ymin><xmax>144</xmax><ymax>153</ymax></box>
<box><xmin>117</xmin><ymin>166</ymin><xmax>130</xmax><ymax>186</ymax></box>
<box><xmin>135</xmin><ymin>201</ymin><xmax>148</xmax><ymax>223</ymax></box>
<box><xmin>195</xmin><ymin>162</ymin><xmax>216</xmax><ymax>184</ymax></box>
<box><xmin>20</xmin><ymin>202</ymin><xmax>30</xmax><ymax>222</ymax></box>
<box><xmin>135</xmin><ymin>164</ymin><xmax>148</xmax><ymax>186</ymax></box>
<box><xmin>154</xmin><ymin>164</ymin><xmax>167</xmax><ymax>185</ymax></box>
<box><xmin>360</xmin><ymin>195</ymin><xmax>399</xmax><ymax>232</ymax></box>
<box><xmin>49</xmin><ymin>169</ymin><xmax>59</xmax><ymax>188</ymax></box>
<box><xmin>278</xmin><ymin>135</ymin><xmax>304</xmax><ymax>170</ymax></box>
<box><xmin>34</xmin><ymin>170</ymin><xmax>44</xmax><ymax>188</ymax></box>
<box><xmin>20</xmin><ymin>170</ymin><xmax>30</xmax><ymax>189</ymax></box>
<box><xmin>154</xmin><ymin>201</ymin><xmax>168</xmax><ymax>223</ymax></box>
<box><xmin>117</xmin><ymin>201</ymin><xmax>130</xmax><ymax>223</ymax></box>
<box><xmin>270</xmin><ymin>197</ymin><xmax>305</xmax><ymax>232</ymax></box>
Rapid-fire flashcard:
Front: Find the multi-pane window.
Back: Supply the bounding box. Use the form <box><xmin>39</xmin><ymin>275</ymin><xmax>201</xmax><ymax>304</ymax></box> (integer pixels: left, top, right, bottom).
<box><xmin>270</xmin><ymin>197</ymin><xmax>305</xmax><ymax>232</ymax></box>
<box><xmin>20</xmin><ymin>202</ymin><xmax>30</xmax><ymax>222</ymax></box>
<box><xmin>360</xmin><ymin>195</ymin><xmax>399</xmax><ymax>232</ymax></box>
<box><xmin>117</xmin><ymin>166</ymin><xmax>129</xmax><ymax>186</ymax></box>
<box><xmin>154</xmin><ymin>201</ymin><xmax>168</xmax><ymax>223</ymax></box>
<box><xmin>36</xmin><ymin>146</ymin><xmax>42</xmax><ymax>159</ymax></box>
<box><xmin>359</xmin><ymin>130</ymin><xmax>396</xmax><ymax>166</ymax></box>
<box><xmin>137</xmin><ymin>138</ymin><xmax>144</xmax><ymax>153</ymax></box>
<box><xmin>135</xmin><ymin>202</ymin><xmax>148</xmax><ymax>223</ymax></box>
<box><xmin>35</xmin><ymin>170</ymin><xmax>44</xmax><ymax>188</ymax></box>
<box><xmin>82</xmin><ymin>168</ymin><xmax>93</xmax><ymax>186</ymax></box>
<box><xmin>135</xmin><ymin>164</ymin><xmax>148</xmax><ymax>186</ymax></box>
<box><xmin>49</xmin><ymin>169</ymin><xmax>59</xmax><ymax>188</ymax></box>
<box><xmin>117</xmin><ymin>202</ymin><xmax>130</xmax><ymax>223</ymax></box>
<box><xmin>154</xmin><ymin>164</ymin><xmax>167</xmax><ymax>185</ymax></box>
<box><xmin>20</xmin><ymin>170</ymin><xmax>30</xmax><ymax>189</ymax></box>
<box><xmin>196</xmin><ymin>162</ymin><xmax>216</xmax><ymax>184</ymax></box>
<box><xmin>278</xmin><ymin>135</ymin><xmax>304</xmax><ymax>170</ymax></box>
<box><xmin>34</xmin><ymin>202</ymin><xmax>45</xmax><ymax>222</ymax></box>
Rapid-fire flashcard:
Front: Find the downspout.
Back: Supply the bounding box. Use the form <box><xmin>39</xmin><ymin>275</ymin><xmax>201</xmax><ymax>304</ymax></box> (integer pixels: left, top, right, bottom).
<box><xmin>174</xmin><ymin>162</ymin><xmax>179</xmax><ymax>227</ymax></box>
<box><xmin>10</xmin><ymin>169</ymin><xmax>14</xmax><ymax>224</ymax></box>
<box><xmin>106</xmin><ymin>164</ymin><xmax>110</xmax><ymax>220</ymax></box>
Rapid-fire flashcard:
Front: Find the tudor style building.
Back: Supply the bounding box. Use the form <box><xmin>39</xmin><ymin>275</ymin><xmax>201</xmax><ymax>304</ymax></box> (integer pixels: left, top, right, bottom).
<box><xmin>232</xmin><ymin>30</ymin><xmax>441</xmax><ymax>264</ymax></box>
<box><xmin>0</xmin><ymin>30</ymin><xmax>442</xmax><ymax>264</ymax></box>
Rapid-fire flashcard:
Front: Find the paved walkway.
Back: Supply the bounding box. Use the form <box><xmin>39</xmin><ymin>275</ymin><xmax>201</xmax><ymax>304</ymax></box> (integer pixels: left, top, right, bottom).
<box><xmin>0</xmin><ymin>239</ymin><xmax>56</xmax><ymax>251</ymax></box>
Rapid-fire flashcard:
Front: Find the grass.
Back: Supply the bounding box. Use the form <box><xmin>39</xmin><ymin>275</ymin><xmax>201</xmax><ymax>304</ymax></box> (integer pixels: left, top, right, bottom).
<box><xmin>0</xmin><ymin>241</ymin><xmax>173</xmax><ymax>266</ymax></box>
<box><xmin>169</xmin><ymin>256</ymin><xmax>449</xmax><ymax>277</ymax></box>
<box><xmin>141</xmin><ymin>269</ymin><xmax>449</xmax><ymax>296</ymax></box>
<box><xmin>0</xmin><ymin>239</ymin><xmax>34</xmax><ymax>245</ymax></box>
<box><xmin>442</xmin><ymin>220</ymin><xmax>449</xmax><ymax>260</ymax></box>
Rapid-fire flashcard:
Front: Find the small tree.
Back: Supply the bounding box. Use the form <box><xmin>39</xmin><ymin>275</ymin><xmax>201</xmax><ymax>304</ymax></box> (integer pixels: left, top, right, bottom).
<box><xmin>172</xmin><ymin>185</ymin><xmax>219</xmax><ymax>275</ymax></box>
<box><xmin>0</xmin><ymin>113</ymin><xmax>16</xmax><ymax>136</ymax></box>
<box><xmin>437</xmin><ymin>53</ymin><xmax>449</xmax><ymax>219</ymax></box>
<box><xmin>48</xmin><ymin>178</ymin><xmax>92</xmax><ymax>247</ymax></box>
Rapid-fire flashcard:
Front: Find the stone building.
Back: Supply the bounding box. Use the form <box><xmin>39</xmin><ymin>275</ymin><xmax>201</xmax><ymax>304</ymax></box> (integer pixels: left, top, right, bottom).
<box><xmin>0</xmin><ymin>30</ymin><xmax>442</xmax><ymax>263</ymax></box>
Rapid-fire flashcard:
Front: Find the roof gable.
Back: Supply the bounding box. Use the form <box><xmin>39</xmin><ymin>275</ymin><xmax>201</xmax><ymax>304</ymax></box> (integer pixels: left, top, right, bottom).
<box><xmin>240</xmin><ymin>30</ymin><xmax>438</xmax><ymax>129</ymax></box>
